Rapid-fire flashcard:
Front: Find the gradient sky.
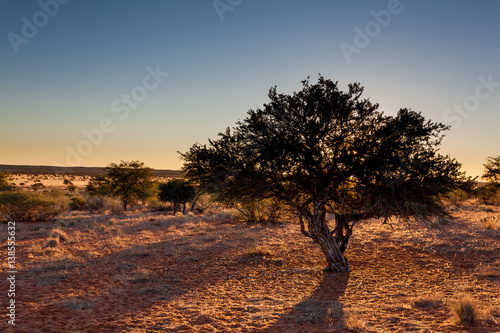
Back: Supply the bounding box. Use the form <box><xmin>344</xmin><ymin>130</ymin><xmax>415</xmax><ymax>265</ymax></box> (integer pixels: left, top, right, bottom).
<box><xmin>1</xmin><ymin>0</ymin><xmax>499</xmax><ymax>177</ymax></box>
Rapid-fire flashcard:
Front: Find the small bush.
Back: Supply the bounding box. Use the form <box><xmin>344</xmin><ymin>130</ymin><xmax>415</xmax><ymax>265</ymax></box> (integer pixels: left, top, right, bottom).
<box><xmin>31</xmin><ymin>181</ymin><xmax>45</xmax><ymax>191</ymax></box>
<box><xmin>233</xmin><ymin>198</ymin><xmax>285</xmax><ymax>223</ymax></box>
<box><xmin>0</xmin><ymin>172</ymin><xmax>11</xmax><ymax>190</ymax></box>
<box><xmin>481</xmin><ymin>216</ymin><xmax>499</xmax><ymax>230</ymax></box>
<box><xmin>451</xmin><ymin>295</ymin><xmax>479</xmax><ymax>325</ymax></box>
<box><xmin>69</xmin><ymin>196</ymin><xmax>87</xmax><ymax>211</ymax></box>
<box><xmin>85</xmin><ymin>196</ymin><xmax>123</xmax><ymax>214</ymax></box>
<box><xmin>445</xmin><ymin>189</ymin><xmax>469</xmax><ymax>207</ymax></box>
<box><xmin>0</xmin><ymin>190</ymin><xmax>68</xmax><ymax>222</ymax></box>
<box><xmin>44</xmin><ymin>188</ymin><xmax>68</xmax><ymax>199</ymax></box>
<box><xmin>148</xmin><ymin>200</ymin><xmax>170</xmax><ymax>211</ymax></box>
<box><xmin>63</xmin><ymin>178</ymin><xmax>77</xmax><ymax>192</ymax></box>
<box><xmin>475</xmin><ymin>184</ymin><xmax>500</xmax><ymax>205</ymax></box>
<box><xmin>213</xmin><ymin>209</ymin><xmax>240</xmax><ymax>221</ymax></box>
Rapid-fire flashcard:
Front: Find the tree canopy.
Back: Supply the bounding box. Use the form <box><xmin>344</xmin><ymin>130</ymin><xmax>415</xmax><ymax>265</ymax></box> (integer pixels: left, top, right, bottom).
<box><xmin>87</xmin><ymin>160</ymin><xmax>157</xmax><ymax>210</ymax></box>
<box><xmin>158</xmin><ymin>178</ymin><xmax>196</xmax><ymax>213</ymax></box>
<box><xmin>181</xmin><ymin>76</ymin><xmax>473</xmax><ymax>272</ymax></box>
<box><xmin>483</xmin><ymin>155</ymin><xmax>500</xmax><ymax>183</ymax></box>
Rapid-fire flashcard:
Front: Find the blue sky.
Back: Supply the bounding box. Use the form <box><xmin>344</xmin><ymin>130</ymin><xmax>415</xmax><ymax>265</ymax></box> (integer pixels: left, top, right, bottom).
<box><xmin>1</xmin><ymin>0</ymin><xmax>499</xmax><ymax>177</ymax></box>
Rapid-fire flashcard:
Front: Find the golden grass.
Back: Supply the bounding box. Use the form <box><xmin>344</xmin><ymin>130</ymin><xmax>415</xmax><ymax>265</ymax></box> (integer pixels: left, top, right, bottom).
<box><xmin>49</xmin><ymin>228</ymin><xmax>69</xmax><ymax>242</ymax></box>
<box><xmin>451</xmin><ymin>295</ymin><xmax>480</xmax><ymax>325</ymax></box>
<box><xmin>4</xmin><ymin>199</ymin><xmax>500</xmax><ymax>332</ymax></box>
<box><xmin>44</xmin><ymin>238</ymin><xmax>59</xmax><ymax>248</ymax></box>
<box><xmin>481</xmin><ymin>216</ymin><xmax>499</xmax><ymax>230</ymax></box>
<box><xmin>412</xmin><ymin>293</ymin><xmax>444</xmax><ymax>309</ymax></box>
<box><xmin>243</xmin><ymin>245</ymin><xmax>273</xmax><ymax>258</ymax></box>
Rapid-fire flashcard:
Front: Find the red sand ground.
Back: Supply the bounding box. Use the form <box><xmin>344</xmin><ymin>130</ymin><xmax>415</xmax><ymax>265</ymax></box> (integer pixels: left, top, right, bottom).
<box><xmin>1</xmin><ymin>201</ymin><xmax>499</xmax><ymax>332</ymax></box>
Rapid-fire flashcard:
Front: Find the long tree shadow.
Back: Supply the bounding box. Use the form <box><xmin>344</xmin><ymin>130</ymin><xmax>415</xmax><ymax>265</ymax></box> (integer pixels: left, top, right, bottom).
<box><xmin>10</xmin><ymin>219</ymin><xmax>248</xmax><ymax>332</ymax></box>
<box><xmin>259</xmin><ymin>271</ymin><xmax>350</xmax><ymax>332</ymax></box>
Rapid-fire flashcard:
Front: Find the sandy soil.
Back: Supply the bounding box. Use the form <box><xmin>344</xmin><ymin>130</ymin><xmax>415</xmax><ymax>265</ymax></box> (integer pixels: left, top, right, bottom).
<box><xmin>8</xmin><ymin>174</ymin><xmax>90</xmax><ymax>190</ymax></box>
<box><xmin>1</xmin><ymin>202</ymin><xmax>499</xmax><ymax>332</ymax></box>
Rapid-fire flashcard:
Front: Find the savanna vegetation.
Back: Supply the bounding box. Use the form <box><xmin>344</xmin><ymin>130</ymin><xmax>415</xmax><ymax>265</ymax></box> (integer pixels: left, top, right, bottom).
<box><xmin>1</xmin><ymin>77</ymin><xmax>499</xmax><ymax>331</ymax></box>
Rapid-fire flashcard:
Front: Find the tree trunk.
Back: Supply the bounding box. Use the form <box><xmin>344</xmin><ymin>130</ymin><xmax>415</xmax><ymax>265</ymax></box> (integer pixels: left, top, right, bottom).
<box><xmin>190</xmin><ymin>195</ymin><xmax>199</xmax><ymax>212</ymax></box>
<box><xmin>190</xmin><ymin>199</ymin><xmax>197</xmax><ymax>212</ymax></box>
<box><xmin>307</xmin><ymin>201</ymin><xmax>350</xmax><ymax>272</ymax></box>
<box><xmin>333</xmin><ymin>214</ymin><xmax>354</xmax><ymax>253</ymax></box>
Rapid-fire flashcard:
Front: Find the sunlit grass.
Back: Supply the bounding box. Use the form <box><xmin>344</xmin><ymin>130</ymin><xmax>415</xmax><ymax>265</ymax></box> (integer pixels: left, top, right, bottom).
<box><xmin>451</xmin><ymin>295</ymin><xmax>479</xmax><ymax>325</ymax></box>
<box><xmin>481</xmin><ymin>216</ymin><xmax>499</xmax><ymax>230</ymax></box>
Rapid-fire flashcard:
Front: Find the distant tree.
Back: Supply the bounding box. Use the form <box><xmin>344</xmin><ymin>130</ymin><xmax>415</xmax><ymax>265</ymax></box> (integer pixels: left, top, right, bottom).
<box><xmin>85</xmin><ymin>175</ymin><xmax>111</xmax><ymax>197</ymax></box>
<box><xmin>158</xmin><ymin>179</ymin><xmax>196</xmax><ymax>213</ymax></box>
<box><xmin>181</xmin><ymin>76</ymin><xmax>474</xmax><ymax>272</ymax></box>
<box><xmin>103</xmin><ymin>161</ymin><xmax>157</xmax><ymax>210</ymax></box>
<box><xmin>483</xmin><ymin>155</ymin><xmax>500</xmax><ymax>183</ymax></box>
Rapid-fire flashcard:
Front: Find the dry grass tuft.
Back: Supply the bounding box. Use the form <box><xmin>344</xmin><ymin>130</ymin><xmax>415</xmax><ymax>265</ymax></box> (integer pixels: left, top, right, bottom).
<box><xmin>112</xmin><ymin>235</ymin><xmax>122</xmax><ymax>246</ymax></box>
<box><xmin>44</xmin><ymin>238</ymin><xmax>59</xmax><ymax>248</ymax></box>
<box><xmin>125</xmin><ymin>267</ymin><xmax>156</xmax><ymax>283</ymax></box>
<box><xmin>481</xmin><ymin>216</ymin><xmax>499</xmax><ymax>230</ymax></box>
<box><xmin>451</xmin><ymin>295</ymin><xmax>480</xmax><ymax>325</ymax></box>
<box><xmin>57</xmin><ymin>298</ymin><xmax>93</xmax><ymax>310</ymax></box>
<box><xmin>412</xmin><ymin>294</ymin><xmax>444</xmax><ymax>309</ymax></box>
<box><xmin>42</xmin><ymin>228</ymin><xmax>70</xmax><ymax>249</ymax></box>
<box><xmin>50</xmin><ymin>228</ymin><xmax>69</xmax><ymax>242</ymax></box>
<box><xmin>346</xmin><ymin>313</ymin><xmax>368</xmax><ymax>330</ymax></box>
<box><xmin>243</xmin><ymin>246</ymin><xmax>273</xmax><ymax>258</ymax></box>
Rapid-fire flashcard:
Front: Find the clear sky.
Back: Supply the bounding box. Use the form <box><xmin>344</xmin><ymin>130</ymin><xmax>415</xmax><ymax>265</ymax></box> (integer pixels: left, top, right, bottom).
<box><xmin>1</xmin><ymin>0</ymin><xmax>499</xmax><ymax>177</ymax></box>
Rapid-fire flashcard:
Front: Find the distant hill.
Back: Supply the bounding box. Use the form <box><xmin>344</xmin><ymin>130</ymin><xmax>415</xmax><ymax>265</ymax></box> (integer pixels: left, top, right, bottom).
<box><xmin>0</xmin><ymin>164</ymin><xmax>182</xmax><ymax>178</ymax></box>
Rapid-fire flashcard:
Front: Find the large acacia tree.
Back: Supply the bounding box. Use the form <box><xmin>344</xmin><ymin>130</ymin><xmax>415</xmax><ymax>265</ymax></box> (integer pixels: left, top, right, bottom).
<box><xmin>181</xmin><ymin>77</ymin><xmax>473</xmax><ymax>272</ymax></box>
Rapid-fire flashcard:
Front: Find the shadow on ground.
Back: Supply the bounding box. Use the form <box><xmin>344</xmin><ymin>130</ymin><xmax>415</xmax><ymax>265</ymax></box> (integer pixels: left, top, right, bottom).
<box><xmin>259</xmin><ymin>271</ymin><xmax>350</xmax><ymax>332</ymax></box>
